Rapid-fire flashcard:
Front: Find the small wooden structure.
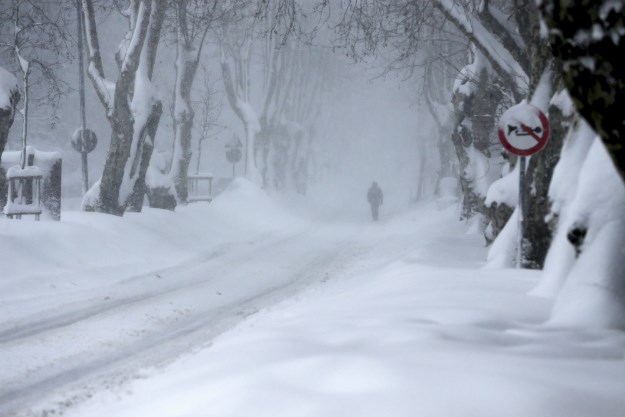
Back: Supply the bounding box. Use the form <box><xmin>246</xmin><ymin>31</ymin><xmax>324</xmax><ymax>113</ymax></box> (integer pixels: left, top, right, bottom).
<box><xmin>4</xmin><ymin>165</ymin><xmax>43</xmax><ymax>220</ymax></box>
<box><xmin>187</xmin><ymin>173</ymin><xmax>213</xmax><ymax>203</ymax></box>
<box><xmin>1</xmin><ymin>147</ymin><xmax>62</xmax><ymax>220</ymax></box>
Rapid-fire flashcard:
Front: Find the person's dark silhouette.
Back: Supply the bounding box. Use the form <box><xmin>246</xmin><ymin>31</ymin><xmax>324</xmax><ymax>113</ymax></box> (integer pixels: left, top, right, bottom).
<box><xmin>367</xmin><ymin>181</ymin><xmax>384</xmax><ymax>221</ymax></box>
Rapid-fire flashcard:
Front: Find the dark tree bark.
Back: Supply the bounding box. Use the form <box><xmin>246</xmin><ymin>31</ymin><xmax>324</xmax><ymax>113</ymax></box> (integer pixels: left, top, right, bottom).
<box><xmin>167</xmin><ymin>0</ymin><xmax>217</xmax><ymax>205</ymax></box>
<box><xmin>518</xmin><ymin>8</ymin><xmax>570</xmax><ymax>269</ymax></box>
<box><xmin>126</xmin><ymin>100</ymin><xmax>163</xmax><ymax>212</ymax></box>
<box><xmin>0</xmin><ymin>69</ymin><xmax>20</xmax><ymax>210</ymax></box>
<box><xmin>169</xmin><ymin>46</ymin><xmax>200</xmax><ymax>204</ymax></box>
<box><xmin>462</xmin><ymin>2</ymin><xmax>569</xmax><ymax>268</ymax></box>
<box><xmin>41</xmin><ymin>159</ymin><xmax>62</xmax><ymax>221</ymax></box>
<box><xmin>540</xmin><ymin>0</ymin><xmax>625</xmax><ymax>184</ymax></box>
<box><xmin>0</xmin><ymin>74</ymin><xmax>19</xmax><ymax>162</ymax></box>
<box><xmin>81</xmin><ymin>0</ymin><xmax>166</xmax><ymax>215</ymax></box>
<box><xmin>449</xmin><ymin>62</ymin><xmax>502</xmax><ymax>221</ymax></box>
<box><xmin>522</xmin><ymin>81</ymin><xmax>569</xmax><ymax>268</ymax></box>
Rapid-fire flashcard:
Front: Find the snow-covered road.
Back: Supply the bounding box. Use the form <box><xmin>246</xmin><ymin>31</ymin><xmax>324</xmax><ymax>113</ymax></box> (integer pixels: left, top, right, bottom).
<box><xmin>2</xmin><ymin>180</ymin><xmax>624</xmax><ymax>417</ymax></box>
<box><xmin>1</xmin><ymin>228</ymin><xmax>356</xmax><ymax>415</ymax></box>
<box><xmin>0</xmin><ymin>180</ymin><xmax>463</xmax><ymax>416</ymax></box>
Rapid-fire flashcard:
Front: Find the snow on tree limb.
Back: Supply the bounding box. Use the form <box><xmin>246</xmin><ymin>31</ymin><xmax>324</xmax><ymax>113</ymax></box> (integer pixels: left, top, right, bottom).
<box><xmin>434</xmin><ymin>0</ymin><xmax>529</xmax><ymax>101</ymax></box>
<box><xmin>479</xmin><ymin>3</ymin><xmax>529</xmax><ymax>71</ymax></box>
<box><xmin>120</xmin><ymin>2</ymin><xmax>151</xmax><ymax>76</ymax></box>
<box><xmin>82</xmin><ymin>0</ymin><xmax>114</xmax><ymax>112</ymax></box>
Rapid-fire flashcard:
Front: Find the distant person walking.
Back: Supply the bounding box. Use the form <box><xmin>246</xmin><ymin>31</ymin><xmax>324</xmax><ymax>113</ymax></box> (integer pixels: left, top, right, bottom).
<box><xmin>367</xmin><ymin>181</ymin><xmax>384</xmax><ymax>221</ymax></box>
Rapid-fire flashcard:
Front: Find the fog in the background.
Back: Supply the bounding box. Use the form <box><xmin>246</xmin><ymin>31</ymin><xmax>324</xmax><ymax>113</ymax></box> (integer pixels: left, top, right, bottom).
<box><xmin>5</xmin><ymin>12</ymin><xmax>431</xmax><ymax>217</ymax></box>
<box><xmin>306</xmin><ymin>71</ymin><xmax>428</xmax><ymax>219</ymax></box>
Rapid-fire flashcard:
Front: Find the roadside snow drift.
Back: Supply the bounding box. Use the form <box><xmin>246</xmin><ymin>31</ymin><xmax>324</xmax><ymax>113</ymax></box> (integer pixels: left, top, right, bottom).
<box><xmin>2</xmin><ymin>179</ymin><xmax>624</xmax><ymax>417</ymax></box>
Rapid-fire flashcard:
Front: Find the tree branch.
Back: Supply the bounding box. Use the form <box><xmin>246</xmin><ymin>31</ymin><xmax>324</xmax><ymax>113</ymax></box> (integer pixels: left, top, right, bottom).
<box><xmin>433</xmin><ymin>0</ymin><xmax>528</xmax><ymax>101</ymax></box>
<box><xmin>82</xmin><ymin>0</ymin><xmax>113</xmax><ymax>110</ymax></box>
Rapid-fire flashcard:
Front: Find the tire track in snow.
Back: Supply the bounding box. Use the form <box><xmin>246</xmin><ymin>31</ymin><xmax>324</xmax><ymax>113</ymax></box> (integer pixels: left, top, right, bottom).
<box><xmin>0</xmin><ymin>234</ymin><xmax>305</xmax><ymax>344</ymax></box>
<box><xmin>0</xmin><ymin>227</ymin><xmax>369</xmax><ymax>417</ymax></box>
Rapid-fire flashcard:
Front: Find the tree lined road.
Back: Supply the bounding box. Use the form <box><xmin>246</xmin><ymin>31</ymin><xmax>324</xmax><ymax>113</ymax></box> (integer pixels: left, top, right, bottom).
<box><xmin>0</xmin><ymin>205</ymin><xmax>473</xmax><ymax>417</ymax></box>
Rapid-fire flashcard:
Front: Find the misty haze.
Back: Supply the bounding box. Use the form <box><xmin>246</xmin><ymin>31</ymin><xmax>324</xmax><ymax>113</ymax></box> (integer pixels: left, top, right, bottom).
<box><xmin>1</xmin><ymin>1</ymin><xmax>624</xmax><ymax>416</ymax></box>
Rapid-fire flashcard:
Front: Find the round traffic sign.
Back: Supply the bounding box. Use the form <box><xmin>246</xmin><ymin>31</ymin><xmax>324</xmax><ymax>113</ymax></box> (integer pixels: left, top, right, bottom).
<box><xmin>498</xmin><ymin>102</ymin><xmax>550</xmax><ymax>156</ymax></box>
<box><xmin>71</xmin><ymin>128</ymin><xmax>98</xmax><ymax>154</ymax></box>
<box><xmin>226</xmin><ymin>147</ymin><xmax>242</xmax><ymax>163</ymax></box>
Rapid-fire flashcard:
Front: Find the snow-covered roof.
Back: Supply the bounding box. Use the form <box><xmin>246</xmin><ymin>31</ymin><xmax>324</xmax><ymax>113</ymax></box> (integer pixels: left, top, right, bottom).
<box><xmin>187</xmin><ymin>173</ymin><xmax>214</xmax><ymax>179</ymax></box>
<box><xmin>6</xmin><ymin>165</ymin><xmax>43</xmax><ymax>179</ymax></box>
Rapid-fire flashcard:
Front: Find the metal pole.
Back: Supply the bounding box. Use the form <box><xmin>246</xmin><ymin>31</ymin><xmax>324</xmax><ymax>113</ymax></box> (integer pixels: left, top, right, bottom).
<box><xmin>20</xmin><ymin>69</ymin><xmax>29</xmax><ymax>169</ymax></box>
<box><xmin>76</xmin><ymin>0</ymin><xmax>89</xmax><ymax>194</ymax></box>
<box><xmin>232</xmin><ymin>162</ymin><xmax>235</xmax><ymax>178</ymax></box>
<box><xmin>196</xmin><ymin>137</ymin><xmax>203</xmax><ymax>174</ymax></box>
<box><xmin>243</xmin><ymin>131</ymin><xmax>248</xmax><ymax>176</ymax></box>
<box><xmin>516</xmin><ymin>156</ymin><xmax>526</xmax><ymax>269</ymax></box>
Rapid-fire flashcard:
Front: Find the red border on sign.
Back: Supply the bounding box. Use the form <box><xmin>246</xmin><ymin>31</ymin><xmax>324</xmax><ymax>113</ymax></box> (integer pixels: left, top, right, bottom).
<box><xmin>498</xmin><ymin>109</ymin><xmax>550</xmax><ymax>156</ymax></box>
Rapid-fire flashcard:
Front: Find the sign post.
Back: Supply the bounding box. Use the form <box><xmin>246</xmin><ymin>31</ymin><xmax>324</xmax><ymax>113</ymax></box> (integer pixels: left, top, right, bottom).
<box><xmin>498</xmin><ymin>102</ymin><xmax>550</xmax><ymax>269</ymax></box>
<box><xmin>225</xmin><ymin>136</ymin><xmax>243</xmax><ymax>178</ymax></box>
<box><xmin>74</xmin><ymin>0</ymin><xmax>97</xmax><ymax>195</ymax></box>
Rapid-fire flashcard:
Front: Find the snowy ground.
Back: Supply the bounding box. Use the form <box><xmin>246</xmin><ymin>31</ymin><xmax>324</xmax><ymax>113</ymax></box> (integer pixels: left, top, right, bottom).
<box><xmin>2</xmin><ymin>180</ymin><xmax>624</xmax><ymax>417</ymax></box>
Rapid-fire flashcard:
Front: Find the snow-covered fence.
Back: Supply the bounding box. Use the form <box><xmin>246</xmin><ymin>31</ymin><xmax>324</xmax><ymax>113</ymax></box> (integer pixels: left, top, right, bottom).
<box><xmin>1</xmin><ymin>146</ymin><xmax>61</xmax><ymax>220</ymax></box>
<box><xmin>187</xmin><ymin>174</ymin><xmax>213</xmax><ymax>203</ymax></box>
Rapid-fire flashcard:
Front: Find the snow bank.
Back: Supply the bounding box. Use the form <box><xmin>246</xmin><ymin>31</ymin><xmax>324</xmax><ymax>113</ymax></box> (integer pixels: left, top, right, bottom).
<box><xmin>531</xmin><ymin>120</ymin><xmax>596</xmax><ymax>297</ymax></box>
<box><xmin>548</xmin><ymin>140</ymin><xmax>625</xmax><ymax>328</ymax></box>
<box><xmin>484</xmin><ymin>207</ymin><xmax>519</xmax><ymax>268</ymax></box>
<box><xmin>0</xmin><ymin>178</ymin><xmax>306</xmax><ymax>312</ymax></box>
<box><xmin>62</xmin><ymin>235</ymin><xmax>625</xmax><ymax>417</ymax></box>
<box><xmin>485</xmin><ymin>161</ymin><xmax>518</xmax><ymax>207</ymax></box>
<box><xmin>5</xmin><ymin>189</ymin><xmax>624</xmax><ymax>417</ymax></box>
<box><xmin>550</xmin><ymin>221</ymin><xmax>625</xmax><ymax>328</ymax></box>
<box><xmin>211</xmin><ymin>178</ymin><xmax>305</xmax><ymax>232</ymax></box>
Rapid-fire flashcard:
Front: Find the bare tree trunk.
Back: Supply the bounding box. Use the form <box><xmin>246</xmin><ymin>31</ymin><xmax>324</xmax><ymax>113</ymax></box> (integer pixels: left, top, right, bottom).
<box><xmin>220</xmin><ymin>53</ymin><xmax>263</xmax><ymax>185</ymax></box>
<box><xmin>96</xmin><ymin>94</ymin><xmax>136</xmax><ymax>215</ymax></box>
<box><xmin>517</xmin><ymin>4</ymin><xmax>570</xmax><ymax>268</ymax></box>
<box><xmin>0</xmin><ymin>68</ymin><xmax>20</xmax><ymax>207</ymax></box>
<box><xmin>169</xmin><ymin>48</ymin><xmax>199</xmax><ymax>203</ymax></box>
<box><xmin>81</xmin><ymin>0</ymin><xmax>165</xmax><ymax>214</ymax></box>
<box><xmin>540</xmin><ymin>0</ymin><xmax>625</xmax><ymax>184</ymax></box>
<box><xmin>126</xmin><ymin>100</ymin><xmax>163</xmax><ymax>211</ymax></box>
<box><xmin>167</xmin><ymin>0</ymin><xmax>215</xmax><ymax>203</ymax></box>
<box><xmin>450</xmin><ymin>62</ymin><xmax>502</xmax><ymax>221</ymax></box>
<box><xmin>0</xmin><ymin>70</ymin><xmax>19</xmax><ymax>161</ymax></box>
<box><xmin>518</xmin><ymin>58</ymin><xmax>569</xmax><ymax>268</ymax></box>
